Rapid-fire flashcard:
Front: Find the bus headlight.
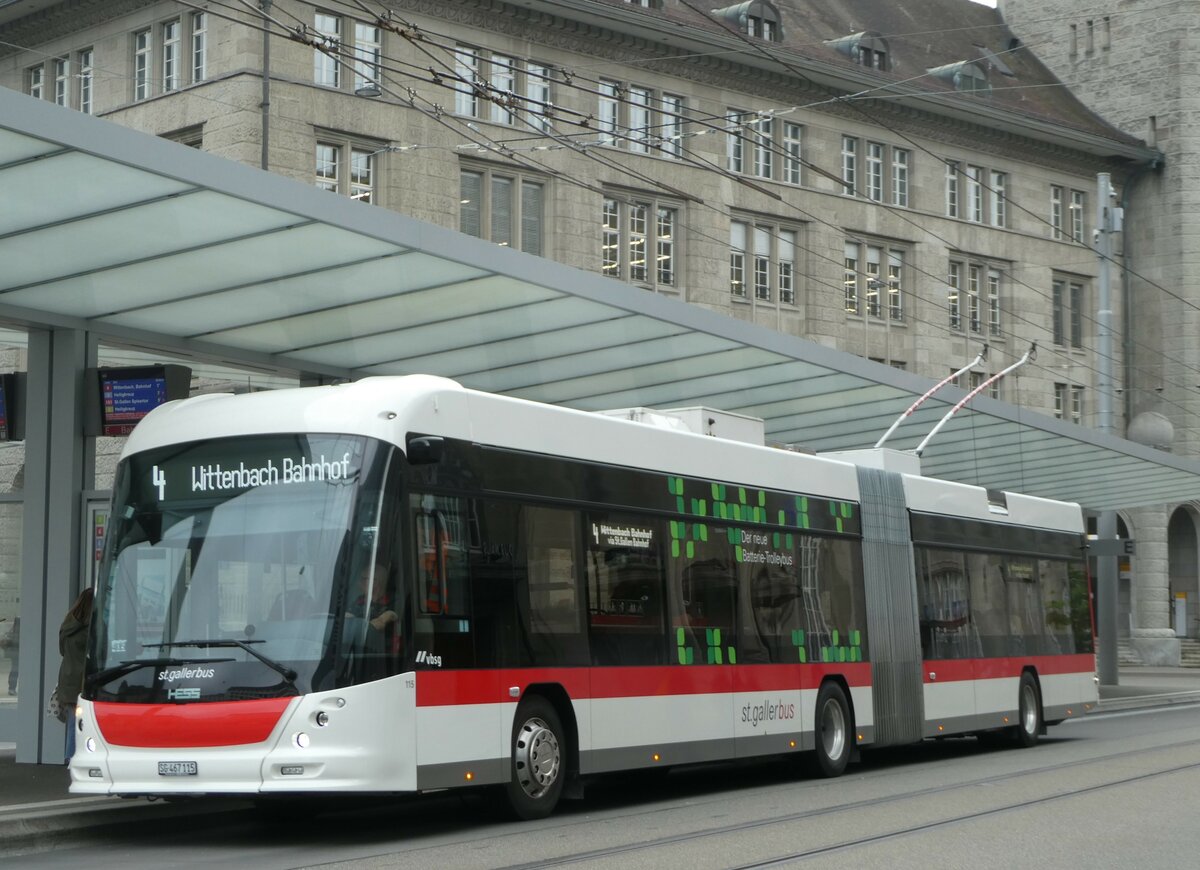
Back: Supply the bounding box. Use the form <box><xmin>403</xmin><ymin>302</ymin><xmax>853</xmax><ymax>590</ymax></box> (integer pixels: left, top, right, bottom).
<box><xmin>315</xmin><ymin>712</ymin><xmax>329</xmax><ymax>727</ymax></box>
<box><xmin>294</xmin><ymin>732</ymin><xmax>311</xmax><ymax>749</ymax></box>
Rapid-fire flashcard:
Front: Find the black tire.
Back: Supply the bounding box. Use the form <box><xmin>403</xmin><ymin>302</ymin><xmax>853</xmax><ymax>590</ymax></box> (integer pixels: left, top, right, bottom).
<box><xmin>503</xmin><ymin>696</ymin><xmax>566</xmax><ymax>820</ymax></box>
<box><xmin>810</xmin><ymin>681</ymin><xmax>852</xmax><ymax>778</ymax></box>
<box><xmin>1014</xmin><ymin>672</ymin><xmax>1042</xmax><ymax>748</ymax></box>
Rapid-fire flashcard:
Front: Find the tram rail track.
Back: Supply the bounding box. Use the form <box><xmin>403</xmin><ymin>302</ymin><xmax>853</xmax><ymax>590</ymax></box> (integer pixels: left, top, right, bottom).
<box><xmin>485</xmin><ymin>735</ymin><xmax>1200</xmax><ymax>870</ymax></box>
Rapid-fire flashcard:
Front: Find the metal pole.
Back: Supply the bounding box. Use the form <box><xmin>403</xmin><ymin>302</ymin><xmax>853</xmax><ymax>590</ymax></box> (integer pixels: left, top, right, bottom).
<box><xmin>1096</xmin><ymin>172</ymin><xmax>1119</xmax><ymax>686</ymax></box>
<box><xmin>261</xmin><ymin>0</ymin><xmax>272</xmax><ymax>171</ymax></box>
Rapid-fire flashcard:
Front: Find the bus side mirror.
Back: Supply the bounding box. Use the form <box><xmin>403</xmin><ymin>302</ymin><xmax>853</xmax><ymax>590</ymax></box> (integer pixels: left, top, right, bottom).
<box><xmin>406</xmin><ymin>435</ymin><xmax>444</xmax><ymax>465</ymax></box>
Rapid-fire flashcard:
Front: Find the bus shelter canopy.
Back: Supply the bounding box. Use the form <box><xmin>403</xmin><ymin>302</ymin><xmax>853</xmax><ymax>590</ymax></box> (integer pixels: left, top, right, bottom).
<box><xmin>1</xmin><ymin>87</ymin><xmax>1195</xmax><ymax>512</ymax></box>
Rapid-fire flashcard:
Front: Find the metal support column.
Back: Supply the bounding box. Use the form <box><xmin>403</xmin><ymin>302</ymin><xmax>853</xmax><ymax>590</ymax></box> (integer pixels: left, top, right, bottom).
<box><xmin>1096</xmin><ymin>173</ymin><xmax>1120</xmax><ymax>686</ymax></box>
<box><xmin>16</xmin><ymin>328</ymin><xmax>88</xmax><ymax>763</ymax></box>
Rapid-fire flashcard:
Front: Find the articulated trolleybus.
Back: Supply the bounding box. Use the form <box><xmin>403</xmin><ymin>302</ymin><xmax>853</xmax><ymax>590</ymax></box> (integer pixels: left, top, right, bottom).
<box><xmin>73</xmin><ymin>376</ymin><xmax>1096</xmax><ymax>818</ymax></box>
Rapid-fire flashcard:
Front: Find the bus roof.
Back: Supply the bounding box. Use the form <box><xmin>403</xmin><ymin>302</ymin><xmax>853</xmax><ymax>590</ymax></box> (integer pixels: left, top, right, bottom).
<box><xmin>123</xmin><ymin>375</ymin><xmax>1081</xmax><ymax>534</ymax></box>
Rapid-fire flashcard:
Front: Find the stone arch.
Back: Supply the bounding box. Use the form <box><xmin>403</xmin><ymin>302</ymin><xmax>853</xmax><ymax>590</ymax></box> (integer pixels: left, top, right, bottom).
<box><xmin>1168</xmin><ymin>505</ymin><xmax>1200</xmax><ymax>638</ymax></box>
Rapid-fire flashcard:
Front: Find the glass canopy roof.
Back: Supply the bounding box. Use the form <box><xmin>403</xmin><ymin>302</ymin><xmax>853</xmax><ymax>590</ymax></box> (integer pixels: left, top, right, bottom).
<box><xmin>2</xmin><ymin>86</ymin><xmax>1196</xmax><ymax>511</ymax></box>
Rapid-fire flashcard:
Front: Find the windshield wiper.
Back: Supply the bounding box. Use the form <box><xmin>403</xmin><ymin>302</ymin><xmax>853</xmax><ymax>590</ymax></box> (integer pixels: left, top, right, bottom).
<box><xmin>146</xmin><ymin>639</ymin><xmax>298</xmax><ymax>682</ymax></box>
<box><xmin>88</xmin><ymin>656</ymin><xmax>235</xmax><ymax>689</ymax></box>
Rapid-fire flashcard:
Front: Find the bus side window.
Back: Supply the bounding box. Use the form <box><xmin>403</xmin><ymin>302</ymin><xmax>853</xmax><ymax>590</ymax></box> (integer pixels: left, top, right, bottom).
<box><xmin>517</xmin><ymin>505</ymin><xmax>587</xmax><ymax>666</ymax></box>
<box><xmin>411</xmin><ymin>493</ymin><xmax>473</xmax><ymax>669</ymax></box>
<box><xmin>586</xmin><ymin>514</ymin><xmax>666</xmax><ymax>666</ymax></box>
<box><xmin>668</xmin><ymin>526</ymin><xmax>737</xmax><ymax>665</ymax></box>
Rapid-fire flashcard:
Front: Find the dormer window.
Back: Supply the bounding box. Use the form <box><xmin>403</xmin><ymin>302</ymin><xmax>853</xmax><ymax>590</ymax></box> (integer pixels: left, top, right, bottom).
<box><xmin>927</xmin><ymin>61</ymin><xmax>991</xmax><ymax>94</ymax></box>
<box><xmin>826</xmin><ymin>32</ymin><xmax>889</xmax><ymax>72</ymax></box>
<box><xmin>711</xmin><ymin>2</ymin><xmax>782</xmax><ymax>42</ymax></box>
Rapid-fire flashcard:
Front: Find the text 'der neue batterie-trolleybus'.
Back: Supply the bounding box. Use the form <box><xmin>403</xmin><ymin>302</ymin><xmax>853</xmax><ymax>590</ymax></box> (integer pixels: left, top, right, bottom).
<box><xmin>72</xmin><ymin>375</ymin><xmax>1096</xmax><ymax>818</ymax></box>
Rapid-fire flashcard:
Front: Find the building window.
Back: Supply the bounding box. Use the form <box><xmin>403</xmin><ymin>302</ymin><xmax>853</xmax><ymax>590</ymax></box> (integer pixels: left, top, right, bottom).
<box><xmin>53</xmin><ymin>57</ymin><xmax>69</xmax><ymax>106</ymax></box>
<box><xmin>990</xmin><ymin>171</ymin><xmax>1007</xmax><ymax>227</ymax></box>
<box><xmin>162</xmin><ymin>19</ymin><xmax>180</xmax><ymax>92</ymax></box>
<box><xmin>841</xmin><ymin>136</ymin><xmax>857</xmax><ymax>195</ymax></box>
<box><xmin>448</xmin><ymin>53</ymin><xmax>557</xmax><ymax>129</ymax></box>
<box><xmin>661</xmin><ymin>94</ymin><xmax>684</xmax><ymax>158</ymax></box>
<box><xmin>782</xmin><ymin>122</ymin><xmax>802</xmax><ymax>185</ymax></box>
<box><xmin>1069</xmin><ymin>189</ymin><xmax>1086</xmax><ymax>243</ymax></box>
<box><xmin>599</xmin><ymin>84</ymin><xmax>686</xmax><ymax>156</ymax></box>
<box><xmin>965</xmin><ymin>165</ymin><xmax>983</xmax><ymax>222</ymax></box>
<box><xmin>1050</xmin><ymin>185</ymin><xmax>1063</xmax><ymax>240</ymax></box>
<box><xmin>603</xmin><ymin>195</ymin><xmax>677</xmax><ymax>289</ymax></box>
<box><xmin>163</xmin><ymin>125</ymin><xmax>203</xmax><ymax>148</ymax></box>
<box><xmin>844</xmin><ymin>241</ymin><xmax>860</xmax><ymax>314</ymax></box>
<box><xmin>462</xmin><ymin>168</ymin><xmax>545</xmax><ymax>256</ymax></box>
<box><xmin>454</xmin><ymin>46</ymin><xmax>479</xmax><ymax>116</ymax></box>
<box><xmin>748</xmin><ymin>12</ymin><xmax>777</xmax><ymax>40</ymax></box>
<box><xmin>1052</xmin><ymin>277</ymin><xmax>1085</xmax><ymax>348</ymax></box>
<box><xmin>945</xmin><ymin>160</ymin><xmax>1006</xmax><ymax>224</ymax></box>
<box><xmin>950</xmin><ymin>257</ymin><xmax>1004</xmax><ymax>335</ymax></box>
<box><xmin>192</xmin><ymin>12</ymin><xmax>207</xmax><ymax>83</ymax></box>
<box><xmin>354</xmin><ymin>22</ymin><xmax>382</xmax><ymax>93</ymax></box>
<box><xmin>846</xmin><ymin>240</ymin><xmax>905</xmax><ymax>320</ymax></box>
<box><xmin>727</xmin><ymin>111</ymin><xmax>744</xmax><ymax>173</ymax></box>
<box><xmin>967</xmin><ymin>370</ymin><xmax>1000</xmax><ymax>400</ymax></box>
<box><xmin>719</xmin><ymin>2</ymin><xmax>782</xmax><ymax>41</ymax></box>
<box><xmin>844</xmin><ymin>139</ymin><xmax>907</xmax><ymax>204</ymax></box>
<box><xmin>1055</xmin><ymin>384</ymin><xmax>1084</xmax><ymax>424</ymax></box>
<box><xmin>727</xmin><ymin>114</ymin><xmax>802</xmax><ymax>183</ymax></box>
<box><xmin>489</xmin><ymin>54</ymin><xmax>516</xmax><ymax>125</ymax></box>
<box><xmin>525</xmin><ymin>63</ymin><xmax>554</xmax><ymax>132</ymax></box>
<box><xmin>26</xmin><ymin>64</ymin><xmax>44</xmax><ymax>99</ymax></box>
<box><xmin>866</xmin><ymin>142</ymin><xmax>884</xmax><ymax>202</ymax></box>
<box><xmin>948</xmin><ymin>261</ymin><xmax>961</xmax><ymax>330</ymax></box>
<box><xmin>134</xmin><ymin>28</ymin><xmax>151</xmax><ymax>100</ymax></box>
<box><xmin>314</xmin><ymin>13</ymin><xmax>341</xmax><ymax>88</ymax></box>
<box><xmin>628</xmin><ymin>86</ymin><xmax>652</xmax><ymax>153</ymax></box>
<box><xmin>987</xmin><ymin>268</ymin><xmax>1001</xmax><ymax>336</ymax></box>
<box><xmin>315</xmin><ymin>141</ymin><xmax>376</xmax><ymax>203</ymax></box>
<box><xmin>751</xmin><ymin>116</ymin><xmax>773</xmax><ymax>178</ymax></box>
<box><xmin>314</xmin><ymin>10</ymin><xmax>383</xmax><ymax>93</ymax></box>
<box><xmin>731</xmin><ymin>220</ymin><xmax>799</xmax><ymax>304</ymax></box>
<box><xmin>945</xmin><ymin>160</ymin><xmax>959</xmax><ymax>217</ymax></box>
<box><xmin>78</xmin><ymin>49</ymin><xmax>93</xmax><ymax>113</ymax></box>
<box><xmin>892</xmin><ymin>148</ymin><xmax>909</xmax><ymax>207</ymax></box>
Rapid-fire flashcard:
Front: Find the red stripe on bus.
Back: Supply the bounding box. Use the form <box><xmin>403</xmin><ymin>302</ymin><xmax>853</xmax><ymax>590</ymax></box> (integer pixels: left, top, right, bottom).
<box><xmin>923</xmin><ymin>654</ymin><xmax>1095</xmax><ymax>683</ymax></box>
<box><xmin>414</xmin><ymin>663</ymin><xmax>873</xmax><ymax>707</ymax></box>
<box><xmin>93</xmin><ymin>698</ymin><xmax>291</xmax><ymax>747</ymax></box>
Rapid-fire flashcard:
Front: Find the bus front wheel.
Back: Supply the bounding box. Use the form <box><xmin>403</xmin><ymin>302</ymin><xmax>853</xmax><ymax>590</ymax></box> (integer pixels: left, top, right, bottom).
<box><xmin>810</xmin><ymin>681</ymin><xmax>852</xmax><ymax>778</ymax></box>
<box><xmin>503</xmin><ymin>695</ymin><xmax>566</xmax><ymax>820</ymax></box>
<box><xmin>1014</xmin><ymin>672</ymin><xmax>1042</xmax><ymax>748</ymax></box>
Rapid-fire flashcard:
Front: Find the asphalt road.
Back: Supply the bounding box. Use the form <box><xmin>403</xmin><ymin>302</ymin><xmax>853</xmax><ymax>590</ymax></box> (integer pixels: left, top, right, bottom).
<box><xmin>8</xmin><ymin>703</ymin><xmax>1200</xmax><ymax>869</ymax></box>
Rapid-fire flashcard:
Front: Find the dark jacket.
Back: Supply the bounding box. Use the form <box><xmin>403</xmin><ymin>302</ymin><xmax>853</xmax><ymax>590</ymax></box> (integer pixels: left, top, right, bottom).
<box><xmin>56</xmin><ymin>612</ymin><xmax>89</xmax><ymax>709</ymax></box>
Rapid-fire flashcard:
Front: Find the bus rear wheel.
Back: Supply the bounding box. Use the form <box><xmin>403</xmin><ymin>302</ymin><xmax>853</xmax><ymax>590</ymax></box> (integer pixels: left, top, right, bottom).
<box><xmin>1014</xmin><ymin>672</ymin><xmax>1042</xmax><ymax>748</ymax></box>
<box><xmin>810</xmin><ymin>681</ymin><xmax>852</xmax><ymax>778</ymax></box>
<box><xmin>503</xmin><ymin>696</ymin><xmax>566</xmax><ymax>820</ymax></box>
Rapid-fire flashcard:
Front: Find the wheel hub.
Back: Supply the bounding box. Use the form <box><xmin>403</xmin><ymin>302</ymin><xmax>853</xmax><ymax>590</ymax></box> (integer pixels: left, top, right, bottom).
<box><xmin>515</xmin><ymin>717</ymin><xmax>561</xmax><ymax>799</ymax></box>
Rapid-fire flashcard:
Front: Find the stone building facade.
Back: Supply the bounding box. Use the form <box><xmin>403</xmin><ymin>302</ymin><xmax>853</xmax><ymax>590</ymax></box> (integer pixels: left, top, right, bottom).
<box><xmin>0</xmin><ymin>0</ymin><xmax>1171</xmax><ymax>655</ymax></box>
<box><xmin>1003</xmin><ymin>0</ymin><xmax>1199</xmax><ymax>659</ymax></box>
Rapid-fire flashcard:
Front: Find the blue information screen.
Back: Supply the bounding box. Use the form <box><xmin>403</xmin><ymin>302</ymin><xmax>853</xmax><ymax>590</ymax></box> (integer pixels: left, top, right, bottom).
<box><xmin>102</xmin><ymin>374</ymin><xmax>167</xmax><ymax>435</ymax></box>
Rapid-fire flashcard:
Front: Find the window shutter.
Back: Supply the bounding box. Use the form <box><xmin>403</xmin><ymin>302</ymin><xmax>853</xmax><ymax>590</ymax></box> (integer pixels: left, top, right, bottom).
<box><xmin>491</xmin><ymin>176</ymin><xmax>512</xmax><ymax>247</ymax></box>
<box><xmin>521</xmin><ymin>181</ymin><xmax>543</xmax><ymax>256</ymax></box>
<box><xmin>459</xmin><ymin>171</ymin><xmax>482</xmax><ymax>237</ymax></box>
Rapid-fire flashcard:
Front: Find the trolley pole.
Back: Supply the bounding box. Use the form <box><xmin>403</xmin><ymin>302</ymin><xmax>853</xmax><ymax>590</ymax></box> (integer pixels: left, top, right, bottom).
<box><xmin>1096</xmin><ymin>173</ymin><xmax>1120</xmax><ymax>686</ymax></box>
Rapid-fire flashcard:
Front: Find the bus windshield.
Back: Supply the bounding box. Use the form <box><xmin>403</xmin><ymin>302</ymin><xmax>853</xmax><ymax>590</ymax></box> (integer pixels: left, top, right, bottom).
<box><xmin>87</xmin><ymin>434</ymin><xmax>400</xmax><ymax>703</ymax></box>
